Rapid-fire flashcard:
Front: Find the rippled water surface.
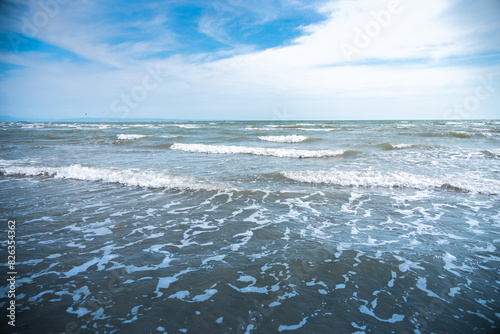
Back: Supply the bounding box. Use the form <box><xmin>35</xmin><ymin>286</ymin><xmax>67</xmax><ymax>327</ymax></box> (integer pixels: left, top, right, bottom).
<box><xmin>0</xmin><ymin>120</ymin><xmax>499</xmax><ymax>333</ymax></box>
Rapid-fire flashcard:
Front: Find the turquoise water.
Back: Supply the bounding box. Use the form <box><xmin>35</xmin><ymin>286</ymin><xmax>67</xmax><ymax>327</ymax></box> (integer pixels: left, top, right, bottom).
<box><xmin>0</xmin><ymin>120</ymin><xmax>499</xmax><ymax>333</ymax></box>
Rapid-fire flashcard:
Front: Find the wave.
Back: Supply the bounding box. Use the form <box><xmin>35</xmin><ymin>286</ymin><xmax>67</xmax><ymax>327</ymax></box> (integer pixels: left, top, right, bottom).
<box><xmin>174</xmin><ymin>124</ymin><xmax>200</xmax><ymax>129</ymax></box>
<box><xmin>117</xmin><ymin>134</ymin><xmax>149</xmax><ymax>140</ymax></box>
<box><xmin>483</xmin><ymin>149</ymin><xmax>500</xmax><ymax>158</ymax></box>
<box><xmin>417</xmin><ymin>131</ymin><xmax>493</xmax><ymax>139</ymax></box>
<box><xmin>0</xmin><ymin>164</ymin><xmax>226</xmax><ymax>191</ymax></box>
<box><xmin>245</xmin><ymin>127</ymin><xmax>275</xmax><ymax>131</ymax></box>
<box><xmin>297</xmin><ymin>128</ymin><xmax>336</xmax><ymax>132</ymax></box>
<box><xmin>378</xmin><ymin>143</ymin><xmax>417</xmax><ymax>150</ymax></box>
<box><xmin>258</xmin><ymin>135</ymin><xmax>308</xmax><ymax>143</ymax></box>
<box><xmin>279</xmin><ymin>170</ymin><xmax>499</xmax><ymax>195</ymax></box>
<box><xmin>170</xmin><ymin>143</ymin><xmax>352</xmax><ymax>158</ymax></box>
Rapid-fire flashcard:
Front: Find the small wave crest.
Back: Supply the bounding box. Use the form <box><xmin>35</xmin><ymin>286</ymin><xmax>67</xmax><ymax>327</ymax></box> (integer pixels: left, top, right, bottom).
<box><xmin>170</xmin><ymin>143</ymin><xmax>349</xmax><ymax>158</ymax></box>
<box><xmin>418</xmin><ymin>131</ymin><xmax>487</xmax><ymax>139</ymax></box>
<box><xmin>280</xmin><ymin>170</ymin><xmax>499</xmax><ymax>194</ymax></box>
<box><xmin>379</xmin><ymin>143</ymin><xmax>416</xmax><ymax>150</ymax></box>
<box><xmin>1</xmin><ymin>164</ymin><xmax>226</xmax><ymax>191</ymax></box>
<box><xmin>174</xmin><ymin>124</ymin><xmax>200</xmax><ymax>129</ymax></box>
<box><xmin>258</xmin><ymin>135</ymin><xmax>308</xmax><ymax>143</ymax></box>
<box><xmin>117</xmin><ymin>134</ymin><xmax>149</xmax><ymax>140</ymax></box>
<box><xmin>483</xmin><ymin>149</ymin><xmax>500</xmax><ymax>158</ymax></box>
<box><xmin>297</xmin><ymin>128</ymin><xmax>336</xmax><ymax>132</ymax></box>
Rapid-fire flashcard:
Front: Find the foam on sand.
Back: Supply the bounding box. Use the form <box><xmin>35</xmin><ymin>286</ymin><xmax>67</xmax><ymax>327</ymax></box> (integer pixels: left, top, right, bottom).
<box><xmin>1</xmin><ymin>164</ymin><xmax>227</xmax><ymax>191</ymax></box>
<box><xmin>258</xmin><ymin>135</ymin><xmax>308</xmax><ymax>143</ymax></box>
<box><xmin>170</xmin><ymin>143</ymin><xmax>347</xmax><ymax>158</ymax></box>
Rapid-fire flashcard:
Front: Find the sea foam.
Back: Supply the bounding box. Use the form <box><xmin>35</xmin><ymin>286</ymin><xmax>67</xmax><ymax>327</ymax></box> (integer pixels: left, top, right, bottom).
<box><xmin>1</xmin><ymin>164</ymin><xmax>225</xmax><ymax>191</ymax></box>
<box><xmin>280</xmin><ymin>170</ymin><xmax>500</xmax><ymax>194</ymax></box>
<box><xmin>170</xmin><ymin>143</ymin><xmax>345</xmax><ymax>158</ymax></box>
<box><xmin>117</xmin><ymin>134</ymin><xmax>149</xmax><ymax>140</ymax></box>
<box><xmin>258</xmin><ymin>135</ymin><xmax>308</xmax><ymax>143</ymax></box>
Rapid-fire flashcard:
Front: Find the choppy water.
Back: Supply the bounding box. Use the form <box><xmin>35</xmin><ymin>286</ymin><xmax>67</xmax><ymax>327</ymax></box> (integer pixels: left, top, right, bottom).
<box><xmin>0</xmin><ymin>120</ymin><xmax>499</xmax><ymax>333</ymax></box>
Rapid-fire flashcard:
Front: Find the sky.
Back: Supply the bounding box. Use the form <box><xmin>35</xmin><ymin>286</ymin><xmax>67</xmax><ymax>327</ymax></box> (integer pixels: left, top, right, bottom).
<box><xmin>0</xmin><ymin>0</ymin><xmax>499</xmax><ymax>120</ymax></box>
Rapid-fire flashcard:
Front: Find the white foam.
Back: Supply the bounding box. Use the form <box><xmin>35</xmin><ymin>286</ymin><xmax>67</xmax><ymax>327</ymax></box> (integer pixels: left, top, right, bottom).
<box><xmin>155</xmin><ymin>268</ymin><xmax>195</xmax><ymax>297</ymax></box>
<box><xmin>278</xmin><ymin>316</ymin><xmax>309</xmax><ymax>331</ymax></box>
<box><xmin>280</xmin><ymin>170</ymin><xmax>500</xmax><ymax>194</ymax></box>
<box><xmin>64</xmin><ymin>258</ymin><xmax>100</xmax><ymax>278</ymax></box>
<box><xmin>449</xmin><ymin>287</ymin><xmax>461</xmax><ymax>297</ymax></box>
<box><xmin>116</xmin><ymin>134</ymin><xmax>149</xmax><ymax>140</ymax></box>
<box><xmin>442</xmin><ymin>252</ymin><xmax>473</xmax><ymax>276</ymax></box>
<box><xmin>168</xmin><ymin>290</ymin><xmax>190</xmax><ymax>300</ymax></box>
<box><xmin>201</xmin><ymin>255</ymin><xmax>226</xmax><ymax>265</ymax></box>
<box><xmin>297</xmin><ymin>128</ymin><xmax>335</xmax><ymax>132</ymax></box>
<box><xmin>245</xmin><ymin>127</ymin><xmax>275</xmax><ymax>131</ymax></box>
<box><xmin>393</xmin><ymin>143</ymin><xmax>414</xmax><ymax>149</ymax></box>
<box><xmin>227</xmin><ymin>230</ymin><xmax>253</xmax><ymax>251</ymax></box>
<box><xmin>258</xmin><ymin>135</ymin><xmax>308</xmax><ymax>143</ymax></box>
<box><xmin>191</xmin><ymin>288</ymin><xmax>218</xmax><ymax>302</ymax></box>
<box><xmin>484</xmin><ymin>149</ymin><xmax>500</xmax><ymax>158</ymax></box>
<box><xmin>416</xmin><ymin>277</ymin><xmax>446</xmax><ymax>301</ymax></box>
<box><xmin>359</xmin><ymin>305</ymin><xmax>404</xmax><ymax>323</ymax></box>
<box><xmin>171</xmin><ymin>143</ymin><xmax>345</xmax><ymax>158</ymax></box>
<box><xmin>66</xmin><ymin>306</ymin><xmax>91</xmax><ymax>318</ymax></box>
<box><xmin>28</xmin><ymin>290</ymin><xmax>54</xmax><ymax>303</ymax></box>
<box><xmin>174</xmin><ymin>124</ymin><xmax>200</xmax><ymax>129</ymax></box>
<box><xmin>1</xmin><ymin>164</ymin><xmax>226</xmax><ymax>191</ymax></box>
<box><xmin>228</xmin><ymin>275</ymin><xmax>268</xmax><ymax>294</ymax></box>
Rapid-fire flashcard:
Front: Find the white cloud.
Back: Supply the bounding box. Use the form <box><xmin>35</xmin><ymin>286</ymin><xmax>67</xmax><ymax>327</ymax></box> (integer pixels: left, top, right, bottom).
<box><xmin>1</xmin><ymin>0</ymin><xmax>499</xmax><ymax>119</ymax></box>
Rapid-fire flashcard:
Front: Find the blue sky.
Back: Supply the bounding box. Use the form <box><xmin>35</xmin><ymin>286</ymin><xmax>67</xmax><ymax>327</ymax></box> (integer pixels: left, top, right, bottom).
<box><xmin>0</xmin><ymin>0</ymin><xmax>499</xmax><ymax>120</ymax></box>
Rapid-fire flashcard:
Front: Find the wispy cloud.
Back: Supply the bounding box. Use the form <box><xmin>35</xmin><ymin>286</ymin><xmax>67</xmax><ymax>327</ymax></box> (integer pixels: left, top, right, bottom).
<box><xmin>0</xmin><ymin>0</ymin><xmax>499</xmax><ymax>120</ymax></box>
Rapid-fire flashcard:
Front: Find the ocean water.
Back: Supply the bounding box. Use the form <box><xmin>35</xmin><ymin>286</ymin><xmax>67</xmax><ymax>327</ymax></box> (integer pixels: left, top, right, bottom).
<box><xmin>0</xmin><ymin>120</ymin><xmax>499</xmax><ymax>333</ymax></box>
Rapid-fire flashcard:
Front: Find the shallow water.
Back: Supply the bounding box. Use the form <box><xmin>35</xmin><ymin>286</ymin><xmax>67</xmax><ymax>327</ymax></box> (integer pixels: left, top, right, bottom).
<box><xmin>0</xmin><ymin>120</ymin><xmax>499</xmax><ymax>333</ymax></box>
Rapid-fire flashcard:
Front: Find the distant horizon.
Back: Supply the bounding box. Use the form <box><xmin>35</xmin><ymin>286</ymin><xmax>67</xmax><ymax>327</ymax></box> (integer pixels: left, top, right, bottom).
<box><xmin>1</xmin><ymin>114</ymin><xmax>498</xmax><ymax>123</ymax></box>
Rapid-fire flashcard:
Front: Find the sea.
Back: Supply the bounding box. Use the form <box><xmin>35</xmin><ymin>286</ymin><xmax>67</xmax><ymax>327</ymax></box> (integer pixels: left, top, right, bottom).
<box><xmin>0</xmin><ymin>120</ymin><xmax>499</xmax><ymax>333</ymax></box>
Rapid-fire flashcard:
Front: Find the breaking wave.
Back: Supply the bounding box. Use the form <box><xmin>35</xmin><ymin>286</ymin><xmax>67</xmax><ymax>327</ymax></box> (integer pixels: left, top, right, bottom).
<box><xmin>0</xmin><ymin>164</ymin><xmax>226</xmax><ymax>191</ymax></box>
<box><xmin>483</xmin><ymin>149</ymin><xmax>500</xmax><ymax>158</ymax></box>
<box><xmin>258</xmin><ymin>135</ymin><xmax>308</xmax><ymax>143</ymax></box>
<box><xmin>279</xmin><ymin>170</ymin><xmax>499</xmax><ymax>194</ymax></box>
<box><xmin>378</xmin><ymin>143</ymin><xmax>417</xmax><ymax>150</ymax></box>
<box><xmin>170</xmin><ymin>143</ymin><xmax>351</xmax><ymax>158</ymax></box>
<box><xmin>417</xmin><ymin>131</ymin><xmax>493</xmax><ymax>139</ymax></box>
<box><xmin>117</xmin><ymin>134</ymin><xmax>149</xmax><ymax>140</ymax></box>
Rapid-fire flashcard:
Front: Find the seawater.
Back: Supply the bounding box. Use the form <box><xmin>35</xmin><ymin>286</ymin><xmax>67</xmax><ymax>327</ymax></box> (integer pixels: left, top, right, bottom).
<box><xmin>0</xmin><ymin>120</ymin><xmax>499</xmax><ymax>333</ymax></box>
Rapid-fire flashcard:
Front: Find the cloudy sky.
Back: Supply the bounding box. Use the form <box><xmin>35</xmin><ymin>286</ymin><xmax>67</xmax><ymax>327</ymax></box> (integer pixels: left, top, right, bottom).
<box><xmin>0</xmin><ymin>0</ymin><xmax>499</xmax><ymax>120</ymax></box>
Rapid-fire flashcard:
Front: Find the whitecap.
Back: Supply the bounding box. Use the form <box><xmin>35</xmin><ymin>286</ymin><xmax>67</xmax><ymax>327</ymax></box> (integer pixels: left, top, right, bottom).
<box><xmin>0</xmin><ymin>164</ymin><xmax>228</xmax><ymax>191</ymax></box>
<box><xmin>280</xmin><ymin>170</ymin><xmax>500</xmax><ymax>194</ymax></box>
<box><xmin>116</xmin><ymin>134</ymin><xmax>149</xmax><ymax>140</ymax></box>
<box><xmin>258</xmin><ymin>135</ymin><xmax>308</xmax><ymax>143</ymax></box>
<box><xmin>174</xmin><ymin>124</ymin><xmax>200</xmax><ymax>129</ymax></box>
<box><xmin>171</xmin><ymin>143</ymin><xmax>346</xmax><ymax>158</ymax></box>
<box><xmin>297</xmin><ymin>128</ymin><xmax>335</xmax><ymax>132</ymax></box>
